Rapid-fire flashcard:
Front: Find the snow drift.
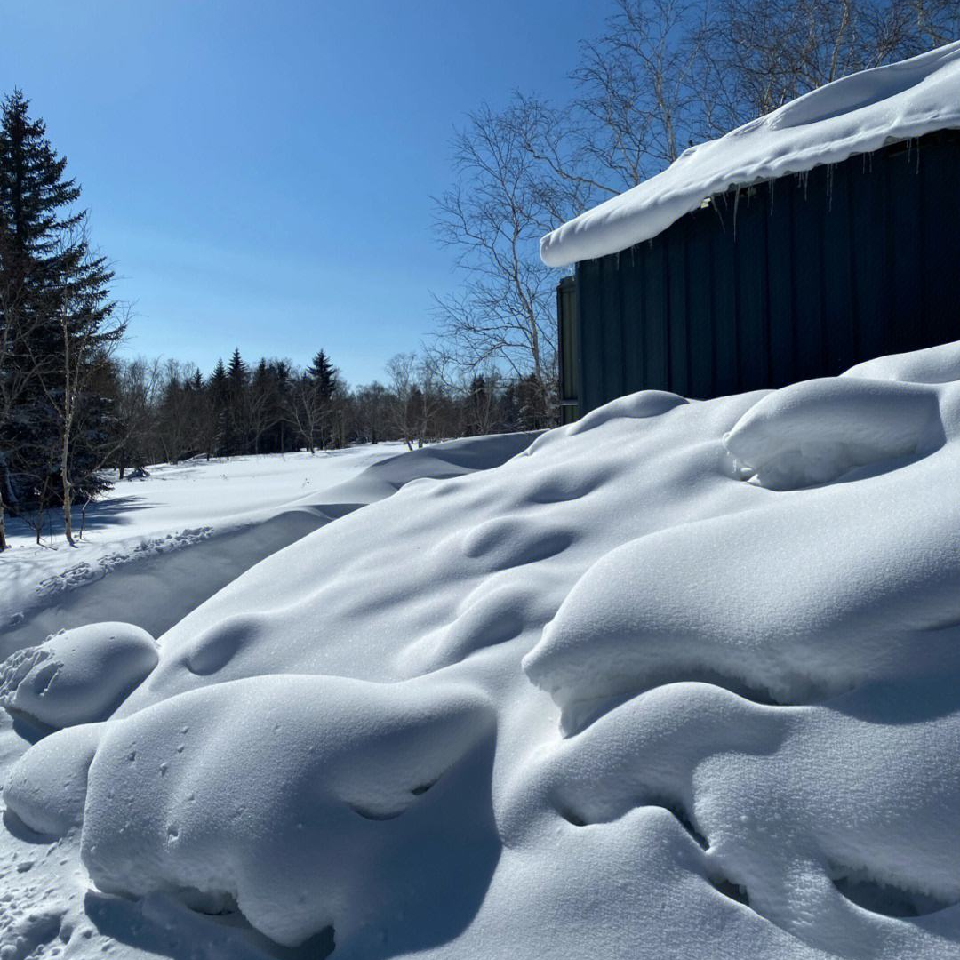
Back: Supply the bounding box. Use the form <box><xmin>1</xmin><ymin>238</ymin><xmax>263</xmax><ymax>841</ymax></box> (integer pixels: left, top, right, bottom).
<box><xmin>5</xmin><ymin>342</ymin><xmax>960</xmax><ymax>958</ymax></box>
<box><xmin>540</xmin><ymin>40</ymin><xmax>960</xmax><ymax>266</ymax></box>
<box><xmin>0</xmin><ymin>623</ymin><xmax>157</xmax><ymax>729</ymax></box>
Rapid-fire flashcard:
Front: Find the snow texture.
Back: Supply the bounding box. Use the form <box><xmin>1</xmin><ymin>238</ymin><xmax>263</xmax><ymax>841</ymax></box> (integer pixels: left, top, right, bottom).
<box><xmin>0</xmin><ymin>623</ymin><xmax>157</xmax><ymax>728</ymax></box>
<box><xmin>5</xmin><ymin>344</ymin><xmax>960</xmax><ymax>958</ymax></box>
<box><xmin>541</xmin><ymin>41</ymin><xmax>960</xmax><ymax>266</ymax></box>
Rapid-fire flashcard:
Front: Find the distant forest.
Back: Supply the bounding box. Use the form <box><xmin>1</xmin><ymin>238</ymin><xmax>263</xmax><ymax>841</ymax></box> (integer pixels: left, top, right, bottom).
<box><xmin>113</xmin><ymin>347</ymin><xmax>552</xmax><ymax>468</ymax></box>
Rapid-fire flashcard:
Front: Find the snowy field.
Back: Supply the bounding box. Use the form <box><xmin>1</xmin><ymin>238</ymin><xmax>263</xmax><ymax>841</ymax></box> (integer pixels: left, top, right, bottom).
<box><xmin>0</xmin><ymin>444</ymin><xmax>432</xmax><ymax>656</ymax></box>
<box><xmin>3</xmin><ymin>342</ymin><xmax>960</xmax><ymax>959</ymax></box>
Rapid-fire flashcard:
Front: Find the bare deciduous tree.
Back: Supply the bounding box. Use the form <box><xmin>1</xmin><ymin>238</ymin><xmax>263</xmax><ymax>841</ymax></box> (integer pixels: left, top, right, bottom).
<box><xmin>433</xmin><ymin>98</ymin><xmax>587</xmax><ymax>419</ymax></box>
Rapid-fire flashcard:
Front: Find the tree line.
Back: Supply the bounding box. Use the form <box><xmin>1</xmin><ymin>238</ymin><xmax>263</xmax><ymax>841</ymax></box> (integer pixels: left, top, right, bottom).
<box><xmin>112</xmin><ymin>348</ymin><xmax>551</xmax><ymax>471</ymax></box>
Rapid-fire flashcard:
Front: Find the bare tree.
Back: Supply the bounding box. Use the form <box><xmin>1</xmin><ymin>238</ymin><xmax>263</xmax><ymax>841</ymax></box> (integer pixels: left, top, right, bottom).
<box><xmin>571</xmin><ymin>0</ymin><xmax>712</xmax><ymax>190</ymax></box>
<box><xmin>29</xmin><ymin>296</ymin><xmax>126</xmax><ymax>544</ymax></box>
<box><xmin>284</xmin><ymin>373</ymin><xmax>324</xmax><ymax>454</ymax></box>
<box><xmin>386</xmin><ymin>353</ymin><xmax>420</xmax><ymax>451</ymax></box>
<box><xmin>432</xmin><ymin>98</ymin><xmax>589</xmax><ymax>420</ymax></box>
<box><xmin>697</xmin><ymin>0</ymin><xmax>960</xmax><ymax>133</ymax></box>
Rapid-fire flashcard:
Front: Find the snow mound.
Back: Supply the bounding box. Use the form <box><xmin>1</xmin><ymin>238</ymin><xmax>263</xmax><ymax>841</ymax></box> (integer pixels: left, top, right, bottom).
<box><xmin>844</xmin><ymin>339</ymin><xmax>960</xmax><ymax>385</ymax></box>
<box><xmin>0</xmin><ymin>623</ymin><xmax>158</xmax><ymax>728</ymax></box>
<box><xmin>79</xmin><ymin>676</ymin><xmax>495</xmax><ymax>948</ymax></box>
<box><xmin>722</xmin><ymin>376</ymin><xmax>944</xmax><ymax>489</ymax></box>
<box><xmin>4</xmin><ymin>723</ymin><xmax>101</xmax><ymax>836</ymax></box>
<box><xmin>8</xmin><ymin>345</ymin><xmax>960</xmax><ymax>958</ymax></box>
<box><xmin>541</xmin><ymin>41</ymin><xmax>960</xmax><ymax>265</ymax></box>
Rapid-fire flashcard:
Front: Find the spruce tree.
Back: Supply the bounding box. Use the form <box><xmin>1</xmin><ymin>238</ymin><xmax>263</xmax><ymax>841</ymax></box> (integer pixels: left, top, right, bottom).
<box><xmin>225</xmin><ymin>348</ymin><xmax>248</xmax><ymax>456</ymax></box>
<box><xmin>0</xmin><ymin>90</ymin><xmax>121</xmax><ymax>545</ymax></box>
<box><xmin>208</xmin><ymin>359</ymin><xmax>230</xmax><ymax>457</ymax></box>
<box><xmin>308</xmin><ymin>349</ymin><xmax>336</xmax><ymax>403</ymax></box>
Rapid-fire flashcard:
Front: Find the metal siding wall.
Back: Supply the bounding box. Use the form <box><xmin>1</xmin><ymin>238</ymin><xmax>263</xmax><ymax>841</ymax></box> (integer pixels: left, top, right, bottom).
<box><xmin>600</xmin><ymin>253</ymin><xmax>624</xmax><ymax>400</ymax></box>
<box><xmin>712</xmin><ymin>196</ymin><xmax>740</xmax><ymax>396</ymax></box>
<box><xmin>921</xmin><ymin>139</ymin><xmax>960</xmax><ymax>346</ymax></box>
<box><xmin>642</xmin><ymin>240</ymin><xmax>670</xmax><ymax>390</ymax></box>
<box><xmin>767</xmin><ymin>177</ymin><xmax>796</xmax><ymax>387</ymax></box>
<box><xmin>571</xmin><ymin>133</ymin><xmax>960</xmax><ymax>415</ymax></box>
<box><xmin>849</xmin><ymin>152</ymin><xmax>888</xmax><ymax>364</ymax></box>
<box><xmin>822</xmin><ymin>163</ymin><xmax>857</xmax><ymax>374</ymax></box>
<box><xmin>620</xmin><ymin>246</ymin><xmax>645</xmax><ymax>392</ymax></box>
<box><xmin>667</xmin><ymin>223</ymin><xmax>690</xmax><ymax>395</ymax></box>
<box><xmin>686</xmin><ymin>213</ymin><xmax>715</xmax><ymax>399</ymax></box>
<box><xmin>888</xmin><ymin>146</ymin><xmax>925</xmax><ymax>355</ymax></box>
<box><xmin>576</xmin><ymin>258</ymin><xmax>606</xmax><ymax>414</ymax></box>
<box><xmin>736</xmin><ymin>189</ymin><xmax>770</xmax><ymax>391</ymax></box>
<box><xmin>792</xmin><ymin>170</ymin><xmax>827</xmax><ymax>378</ymax></box>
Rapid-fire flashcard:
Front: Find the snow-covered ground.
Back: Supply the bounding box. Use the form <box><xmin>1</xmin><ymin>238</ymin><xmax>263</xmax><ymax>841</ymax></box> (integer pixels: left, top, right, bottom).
<box><xmin>3</xmin><ymin>343</ymin><xmax>960</xmax><ymax>959</ymax></box>
<box><xmin>0</xmin><ymin>444</ymin><xmax>485</xmax><ymax>656</ymax></box>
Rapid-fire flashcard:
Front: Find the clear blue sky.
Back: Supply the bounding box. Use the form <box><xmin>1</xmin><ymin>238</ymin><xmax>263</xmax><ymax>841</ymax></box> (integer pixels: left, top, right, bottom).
<box><xmin>1</xmin><ymin>0</ymin><xmax>600</xmax><ymax>385</ymax></box>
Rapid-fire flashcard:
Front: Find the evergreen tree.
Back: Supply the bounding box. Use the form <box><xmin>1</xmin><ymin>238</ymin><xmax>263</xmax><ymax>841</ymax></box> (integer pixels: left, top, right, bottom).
<box><xmin>224</xmin><ymin>348</ymin><xmax>248</xmax><ymax>455</ymax></box>
<box><xmin>306</xmin><ymin>349</ymin><xmax>339</xmax><ymax>448</ymax></box>
<box><xmin>0</xmin><ymin>90</ymin><xmax>121</xmax><ymax>544</ymax></box>
<box><xmin>308</xmin><ymin>349</ymin><xmax>337</xmax><ymax>402</ymax></box>
<box><xmin>227</xmin><ymin>347</ymin><xmax>247</xmax><ymax>388</ymax></box>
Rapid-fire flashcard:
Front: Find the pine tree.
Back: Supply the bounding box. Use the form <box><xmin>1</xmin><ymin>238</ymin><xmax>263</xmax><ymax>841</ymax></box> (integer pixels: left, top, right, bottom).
<box><xmin>306</xmin><ymin>349</ymin><xmax>339</xmax><ymax>448</ymax></box>
<box><xmin>308</xmin><ymin>349</ymin><xmax>336</xmax><ymax>403</ymax></box>
<box><xmin>0</xmin><ymin>90</ymin><xmax>121</xmax><ymax>545</ymax></box>
<box><xmin>207</xmin><ymin>358</ymin><xmax>229</xmax><ymax>457</ymax></box>
<box><xmin>224</xmin><ymin>348</ymin><xmax>248</xmax><ymax>455</ymax></box>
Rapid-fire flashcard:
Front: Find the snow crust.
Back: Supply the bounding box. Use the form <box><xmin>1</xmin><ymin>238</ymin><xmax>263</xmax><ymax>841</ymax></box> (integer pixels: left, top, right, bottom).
<box><xmin>541</xmin><ymin>41</ymin><xmax>960</xmax><ymax>266</ymax></box>
<box><xmin>5</xmin><ymin>344</ymin><xmax>960</xmax><ymax>958</ymax></box>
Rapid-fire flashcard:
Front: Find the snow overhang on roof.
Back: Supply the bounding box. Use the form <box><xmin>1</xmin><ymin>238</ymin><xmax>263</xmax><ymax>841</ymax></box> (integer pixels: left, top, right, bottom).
<box><xmin>540</xmin><ymin>41</ymin><xmax>960</xmax><ymax>268</ymax></box>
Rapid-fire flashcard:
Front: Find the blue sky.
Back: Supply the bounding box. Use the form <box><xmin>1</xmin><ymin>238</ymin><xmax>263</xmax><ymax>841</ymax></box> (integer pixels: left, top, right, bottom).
<box><xmin>0</xmin><ymin>1</ymin><xmax>598</xmax><ymax>385</ymax></box>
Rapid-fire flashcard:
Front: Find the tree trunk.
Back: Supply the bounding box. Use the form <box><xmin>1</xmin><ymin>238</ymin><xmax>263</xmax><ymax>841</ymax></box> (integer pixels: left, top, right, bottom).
<box><xmin>0</xmin><ymin>484</ymin><xmax>6</xmax><ymax>553</ymax></box>
<box><xmin>62</xmin><ymin>426</ymin><xmax>74</xmax><ymax>545</ymax></box>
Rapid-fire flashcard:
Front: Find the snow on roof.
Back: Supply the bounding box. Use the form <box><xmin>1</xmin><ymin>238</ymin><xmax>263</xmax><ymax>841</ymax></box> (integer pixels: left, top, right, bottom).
<box><xmin>541</xmin><ymin>41</ymin><xmax>960</xmax><ymax>267</ymax></box>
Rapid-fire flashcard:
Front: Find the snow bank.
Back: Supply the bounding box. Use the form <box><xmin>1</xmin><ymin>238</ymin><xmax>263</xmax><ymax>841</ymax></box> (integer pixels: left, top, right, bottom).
<box><xmin>4</xmin><ymin>723</ymin><xmax>101</xmax><ymax>836</ymax></box>
<box><xmin>723</xmin><ymin>376</ymin><xmax>943</xmax><ymax>489</ymax></box>
<box><xmin>81</xmin><ymin>676</ymin><xmax>495</xmax><ymax>948</ymax></box>
<box><xmin>0</xmin><ymin>623</ymin><xmax>157</xmax><ymax>728</ymax></box>
<box><xmin>541</xmin><ymin>41</ymin><xmax>960</xmax><ymax>266</ymax></box>
<box><xmin>6</xmin><ymin>342</ymin><xmax>960</xmax><ymax>958</ymax></box>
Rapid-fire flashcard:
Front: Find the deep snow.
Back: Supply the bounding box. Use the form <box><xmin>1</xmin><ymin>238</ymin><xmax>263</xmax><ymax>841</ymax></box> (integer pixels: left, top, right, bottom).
<box><xmin>540</xmin><ymin>40</ymin><xmax>960</xmax><ymax>266</ymax></box>
<box><xmin>4</xmin><ymin>344</ymin><xmax>960</xmax><ymax>958</ymax></box>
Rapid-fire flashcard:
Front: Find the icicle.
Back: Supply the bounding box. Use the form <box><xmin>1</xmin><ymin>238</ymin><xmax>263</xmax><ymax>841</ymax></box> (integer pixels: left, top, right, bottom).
<box><xmin>732</xmin><ymin>186</ymin><xmax>741</xmax><ymax>241</ymax></box>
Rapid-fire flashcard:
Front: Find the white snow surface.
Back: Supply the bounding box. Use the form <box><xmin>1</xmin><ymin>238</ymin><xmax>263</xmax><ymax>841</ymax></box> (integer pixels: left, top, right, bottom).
<box><xmin>4</xmin><ymin>346</ymin><xmax>960</xmax><ymax>958</ymax></box>
<box><xmin>0</xmin><ymin>623</ymin><xmax>157</xmax><ymax>729</ymax></box>
<box><xmin>541</xmin><ymin>41</ymin><xmax>960</xmax><ymax>266</ymax></box>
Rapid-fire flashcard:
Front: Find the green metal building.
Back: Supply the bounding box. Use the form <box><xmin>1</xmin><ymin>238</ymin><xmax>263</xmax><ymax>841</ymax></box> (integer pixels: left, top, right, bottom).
<box><xmin>556</xmin><ymin>130</ymin><xmax>960</xmax><ymax>422</ymax></box>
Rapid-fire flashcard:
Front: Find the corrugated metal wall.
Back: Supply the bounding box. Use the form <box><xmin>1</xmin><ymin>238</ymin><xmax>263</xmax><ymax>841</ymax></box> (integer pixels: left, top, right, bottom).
<box><xmin>572</xmin><ymin>131</ymin><xmax>960</xmax><ymax>415</ymax></box>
